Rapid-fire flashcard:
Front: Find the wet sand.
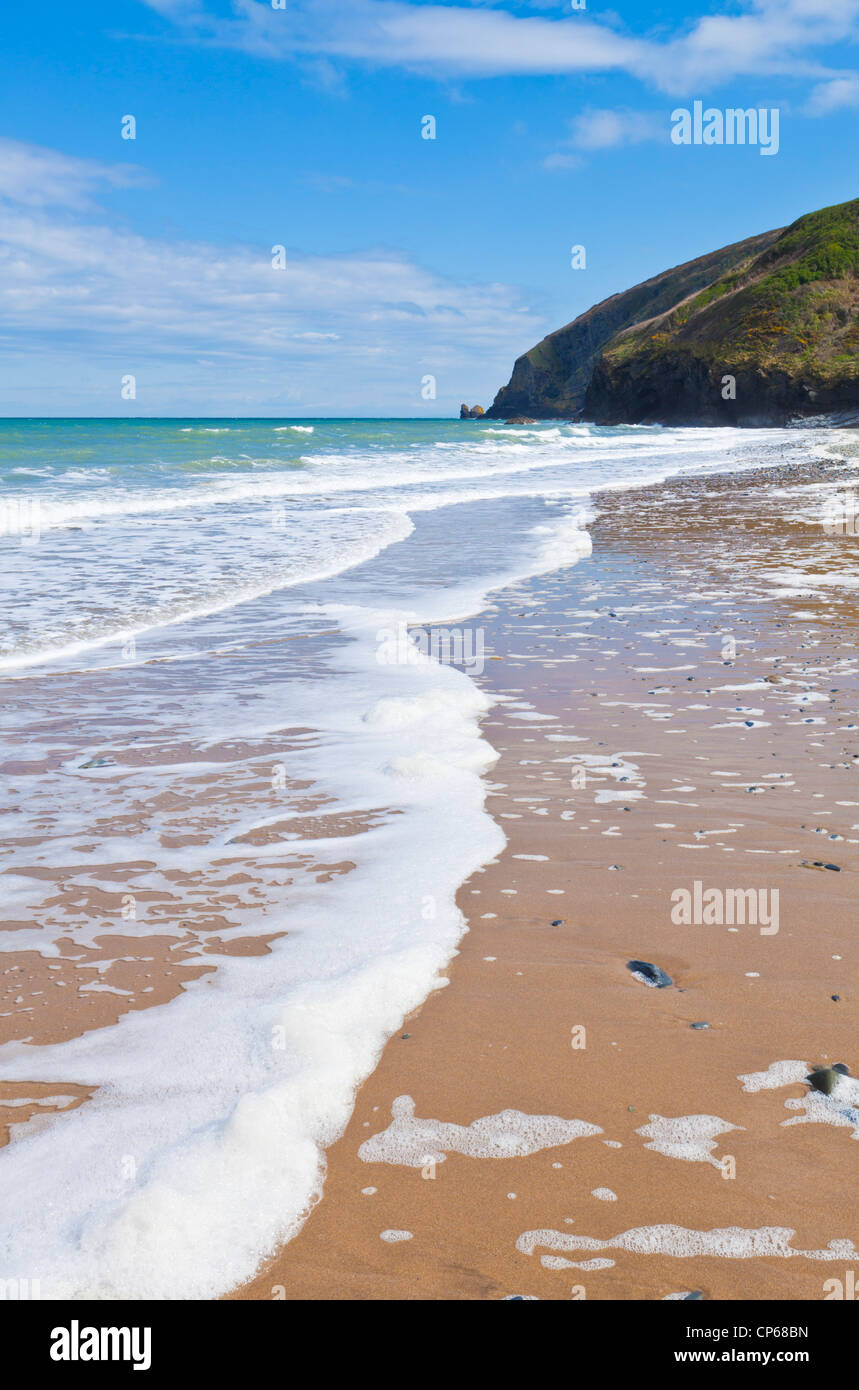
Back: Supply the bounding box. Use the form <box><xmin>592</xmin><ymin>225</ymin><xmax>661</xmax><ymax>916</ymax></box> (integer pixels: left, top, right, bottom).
<box><xmin>235</xmin><ymin>457</ymin><xmax>859</xmax><ymax>1301</ymax></box>
<box><xmin>4</xmin><ymin>452</ymin><xmax>858</xmax><ymax>1299</ymax></box>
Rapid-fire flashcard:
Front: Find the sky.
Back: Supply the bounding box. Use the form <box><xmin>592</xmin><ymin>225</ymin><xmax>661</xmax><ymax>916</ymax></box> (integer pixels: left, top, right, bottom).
<box><xmin>1</xmin><ymin>0</ymin><xmax>859</xmax><ymax>416</ymax></box>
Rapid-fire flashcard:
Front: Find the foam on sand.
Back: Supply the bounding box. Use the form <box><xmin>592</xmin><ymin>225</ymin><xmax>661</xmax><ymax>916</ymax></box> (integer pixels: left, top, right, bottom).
<box><xmin>0</xmin><ymin>611</ymin><xmax>506</xmax><ymax>1300</ymax></box>
<box><xmin>541</xmin><ymin>1255</ymin><xmax>615</xmax><ymax>1271</ymax></box>
<box><xmin>636</xmin><ymin>1114</ymin><xmax>741</xmax><ymax>1166</ymax></box>
<box><xmin>358</xmin><ymin>1094</ymin><xmax>601</xmax><ymax>1167</ymax></box>
<box><xmin>529</xmin><ymin>509</ymin><xmax>593</xmax><ymax>573</ymax></box>
<box><xmin>739</xmin><ymin>1060</ymin><xmax>859</xmax><ymax>1139</ymax></box>
<box><xmin>517</xmin><ymin>1225</ymin><xmax>858</xmax><ymax>1262</ymax></box>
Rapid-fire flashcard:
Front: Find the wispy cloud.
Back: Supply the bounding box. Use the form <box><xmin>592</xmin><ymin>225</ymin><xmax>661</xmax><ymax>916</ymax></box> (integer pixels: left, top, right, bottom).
<box><xmin>0</xmin><ymin>138</ymin><xmax>149</xmax><ymax>210</ymax></box>
<box><xmin>805</xmin><ymin>72</ymin><xmax>859</xmax><ymax>113</ymax></box>
<box><xmin>543</xmin><ymin>106</ymin><xmax>663</xmax><ymax>170</ymax></box>
<box><xmin>567</xmin><ymin>107</ymin><xmax>663</xmax><ymax>150</ymax></box>
<box><xmin>143</xmin><ymin>0</ymin><xmax>859</xmax><ymax>94</ymax></box>
<box><xmin>0</xmin><ymin>140</ymin><xmax>541</xmax><ymax>413</ymax></box>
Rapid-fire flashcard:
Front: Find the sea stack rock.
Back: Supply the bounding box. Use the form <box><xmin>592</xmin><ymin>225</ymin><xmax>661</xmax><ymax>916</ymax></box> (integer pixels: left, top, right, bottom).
<box><xmin>459</xmin><ymin>404</ymin><xmax>485</xmax><ymax>418</ymax></box>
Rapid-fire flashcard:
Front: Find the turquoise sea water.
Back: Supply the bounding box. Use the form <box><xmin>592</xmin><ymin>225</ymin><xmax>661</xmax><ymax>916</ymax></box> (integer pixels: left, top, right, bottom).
<box><xmin>0</xmin><ymin>415</ymin><xmax>813</xmax><ymax>671</ymax></box>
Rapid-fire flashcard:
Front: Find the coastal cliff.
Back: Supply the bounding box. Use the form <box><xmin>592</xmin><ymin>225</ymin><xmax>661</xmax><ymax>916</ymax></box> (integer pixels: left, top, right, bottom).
<box><xmin>487</xmin><ymin>197</ymin><xmax>859</xmax><ymax>426</ymax></box>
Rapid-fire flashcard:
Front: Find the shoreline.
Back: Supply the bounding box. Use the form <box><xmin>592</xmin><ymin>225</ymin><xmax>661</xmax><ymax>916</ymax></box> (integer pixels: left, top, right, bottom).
<box><xmin>233</xmin><ymin>453</ymin><xmax>859</xmax><ymax>1300</ymax></box>
<box><xmin>3</xmin><ymin>439</ymin><xmax>858</xmax><ymax>1299</ymax></box>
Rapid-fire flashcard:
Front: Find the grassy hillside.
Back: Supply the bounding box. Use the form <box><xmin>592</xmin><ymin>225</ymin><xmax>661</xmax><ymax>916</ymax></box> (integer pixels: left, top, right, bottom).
<box><xmin>601</xmin><ymin>198</ymin><xmax>859</xmax><ymax>387</ymax></box>
<box><xmin>488</xmin><ymin>197</ymin><xmax>859</xmax><ymax>425</ymax></box>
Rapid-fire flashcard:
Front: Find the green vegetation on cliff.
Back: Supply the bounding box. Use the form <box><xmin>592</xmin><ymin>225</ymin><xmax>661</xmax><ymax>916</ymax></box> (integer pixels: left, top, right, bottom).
<box><xmin>488</xmin><ymin>197</ymin><xmax>859</xmax><ymax>426</ymax></box>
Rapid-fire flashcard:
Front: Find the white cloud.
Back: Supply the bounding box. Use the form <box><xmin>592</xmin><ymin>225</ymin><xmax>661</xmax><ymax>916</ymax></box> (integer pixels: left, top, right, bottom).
<box><xmin>543</xmin><ymin>106</ymin><xmax>662</xmax><ymax>169</ymax></box>
<box><xmin>0</xmin><ymin>138</ymin><xmax>148</xmax><ymax>209</ymax></box>
<box><xmin>0</xmin><ymin>141</ymin><xmax>541</xmax><ymax>413</ymax></box>
<box><xmin>567</xmin><ymin>107</ymin><xmax>663</xmax><ymax>149</ymax></box>
<box><xmin>805</xmin><ymin>72</ymin><xmax>859</xmax><ymax>113</ymax></box>
<box><xmin>143</xmin><ymin>0</ymin><xmax>859</xmax><ymax>94</ymax></box>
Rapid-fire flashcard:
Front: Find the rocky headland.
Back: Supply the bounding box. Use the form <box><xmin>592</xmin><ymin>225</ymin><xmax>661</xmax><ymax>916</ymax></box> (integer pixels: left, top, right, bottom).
<box><xmin>485</xmin><ymin>197</ymin><xmax>859</xmax><ymax>426</ymax></box>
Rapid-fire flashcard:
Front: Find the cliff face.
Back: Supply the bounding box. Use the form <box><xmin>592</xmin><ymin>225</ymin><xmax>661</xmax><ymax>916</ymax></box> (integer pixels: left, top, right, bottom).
<box><xmin>486</xmin><ymin>230</ymin><xmax>780</xmax><ymax>419</ymax></box>
<box><xmin>488</xmin><ymin>197</ymin><xmax>859</xmax><ymax>426</ymax></box>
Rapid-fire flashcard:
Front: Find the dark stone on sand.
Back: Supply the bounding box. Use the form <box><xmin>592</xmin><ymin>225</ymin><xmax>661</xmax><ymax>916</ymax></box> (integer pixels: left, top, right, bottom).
<box><xmin>801</xmin><ymin>860</ymin><xmax>841</xmax><ymax>871</ymax></box>
<box><xmin>690</xmin><ymin>1022</ymin><xmax>710</xmax><ymax>1030</ymax></box>
<box><xmin>551</xmin><ymin>919</ymin><xmax>563</xmax><ymax>926</ymax></box>
<box><xmin>627</xmin><ymin>959</ymin><xmax>673</xmax><ymax>989</ymax></box>
<box><xmin>683</xmin><ymin>1291</ymin><xmax>705</xmax><ymax>1301</ymax></box>
<box><xmin>807</xmin><ymin>1066</ymin><xmax>843</xmax><ymax>1095</ymax></box>
<box><xmin>832</xmin><ymin>995</ymin><xmax>841</xmax><ymax>1002</ymax></box>
<box><xmin>401</xmin><ymin>1033</ymin><xmax>411</xmax><ymax>1039</ymax></box>
<box><xmin>834</xmin><ymin>1063</ymin><xmax>850</xmax><ymax>1075</ymax></box>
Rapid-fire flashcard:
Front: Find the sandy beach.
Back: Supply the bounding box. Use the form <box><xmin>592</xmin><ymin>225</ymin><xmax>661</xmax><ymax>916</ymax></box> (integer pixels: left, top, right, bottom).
<box><xmin>233</xmin><ymin>454</ymin><xmax>859</xmax><ymax>1301</ymax></box>
<box><xmin>3</xmin><ymin>435</ymin><xmax>858</xmax><ymax>1303</ymax></box>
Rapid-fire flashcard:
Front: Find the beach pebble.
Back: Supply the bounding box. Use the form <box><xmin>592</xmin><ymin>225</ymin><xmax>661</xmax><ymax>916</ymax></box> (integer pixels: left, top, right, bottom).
<box><xmin>627</xmin><ymin>960</ymin><xmax>673</xmax><ymax>989</ymax></box>
<box><xmin>690</xmin><ymin>1022</ymin><xmax>710</xmax><ymax>1030</ymax></box>
<box><xmin>807</xmin><ymin>1067</ymin><xmax>840</xmax><ymax>1095</ymax></box>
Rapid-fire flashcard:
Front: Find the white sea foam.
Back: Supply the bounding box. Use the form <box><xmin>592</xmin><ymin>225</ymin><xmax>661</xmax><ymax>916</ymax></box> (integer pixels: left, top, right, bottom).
<box><xmin>738</xmin><ymin>1060</ymin><xmax>808</xmax><ymax>1092</ymax></box>
<box><xmin>636</xmin><ymin>1114</ymin><xmax>740</xmax><ymax>1165</ymax></box>
<box><xmin>541</xmin><ymin>1256</ymin><xmax>615</xmax><ymax>1271</ymax></box>
<box><xmin>1</xmin><ymin>1094</ymin><xmax>78</xmax><ymax>1109</ymax></box>
<box><xmin>517</xmin><ymin>1225</ymin><xmax>857</xmax><ymax>1262</ymax></box>
<box><xmin>358</xmin><ymin>1095</ymin><xmax>601</xmax><ymax>1167</ymax></box>
<box><xmin>0</xmin><ymin>603</ymin><xmax>506</xmax><ymax>1299</ymax></box>
<box><xmin>529</xmin><ymin>509</ymin><xmax>593</xmax><ymax>572</ymax></box>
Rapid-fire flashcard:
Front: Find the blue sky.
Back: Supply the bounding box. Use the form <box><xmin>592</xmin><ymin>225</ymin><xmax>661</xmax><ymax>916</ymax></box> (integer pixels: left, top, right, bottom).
<box><xmin>1</xmin><ymin>0</ymin><xmax>859</xmax><ymax>415</ymax></box>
